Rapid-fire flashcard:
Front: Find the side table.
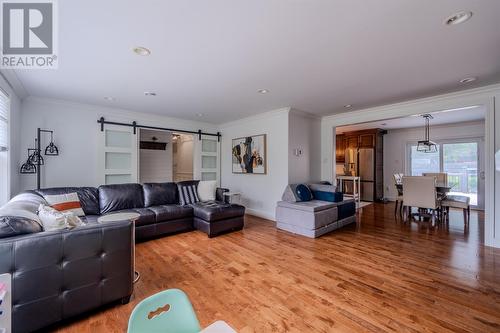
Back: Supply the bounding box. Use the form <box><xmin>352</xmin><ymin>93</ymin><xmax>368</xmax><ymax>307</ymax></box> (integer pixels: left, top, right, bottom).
<box><xmin>223</xmin><ymin>192</ymin><xmax>242</xmax><ymax>205</ymax></box>
<box><xmin>98</xmin><ymin>212</ymin><xmax>141</xmax><ymax>283</ymax></box>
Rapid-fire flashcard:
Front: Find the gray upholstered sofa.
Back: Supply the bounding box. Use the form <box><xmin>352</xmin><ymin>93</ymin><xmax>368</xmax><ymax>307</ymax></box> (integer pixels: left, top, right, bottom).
<box><xmin>276</xmin><ymin>184</ymin><xmax>356</xmax><ymax>238</ymax></box>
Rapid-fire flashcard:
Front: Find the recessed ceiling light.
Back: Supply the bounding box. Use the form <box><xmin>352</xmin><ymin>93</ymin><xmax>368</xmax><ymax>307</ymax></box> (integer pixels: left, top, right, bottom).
<box><xmin>459</xmin><ymin>77</ymin><xmax>476</xmax><ymax>84</ymax></box>
<box><xmin>344</xmin><ymin>104</ymin><xmax>352</xmax><ymax>108</ymax></box>
<box><xmin>196</xmin><ymin>113</ymin><xmax>204</xmax><ymax>117</ymax></box>
<box><xmin>445</xmin><ymin>11</ymin><xmax>473</xmax><ymax>26</ymax></box>
<box><xmin>133</xmin><ymin>46</ymin><xmax>151</xmax><ymax>56</ymax></box>
<box><xmin>104</xmin><ymin>96</ymin><xmax>115</xmax><ymax>101</ymax></box>
<box><xmin>144</xmin><ymin>92</ymin><xmax>157</xmax><ymax>96</ymax></box>
<box><xmin>257</xmin><ymin>89</ymin><xmax>269</xmax><ymax>94</ymax></box>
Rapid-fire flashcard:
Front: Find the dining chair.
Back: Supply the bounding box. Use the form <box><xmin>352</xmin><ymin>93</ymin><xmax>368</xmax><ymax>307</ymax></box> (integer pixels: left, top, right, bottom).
<box><xmin>393</xmin><ymin>173</ymin><xmax>403</xmax><ymax>185</ymax></box>
<box><xmin>402</xmin><ymin>176</ymin><xmax>441</xmax><ymax>223</ymax></box>
<box><xmin>441</xmin><ymin>195</ymin><xmax>471</xmax><ymax>226</ymax></box>
<box><xmin>393</xmin><ymin>174</ymin><xmax>404</xmax><ymax>215</ymax></box>
<box><xmin>422</xmin><ymin>172</ymin><xmax>448</xmax><ymax>186</ymax></box>
<box><xmin>127</xmin><ymin>289</ymin><xmax>201</xmax><ymax>333</ymax></box>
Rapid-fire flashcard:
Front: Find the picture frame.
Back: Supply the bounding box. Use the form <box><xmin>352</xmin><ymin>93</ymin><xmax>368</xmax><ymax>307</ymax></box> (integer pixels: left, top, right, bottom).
<box><xmin>232</xmin><ymin>134</ymin><xmax>267</xmax><ymax>174</ymax></box>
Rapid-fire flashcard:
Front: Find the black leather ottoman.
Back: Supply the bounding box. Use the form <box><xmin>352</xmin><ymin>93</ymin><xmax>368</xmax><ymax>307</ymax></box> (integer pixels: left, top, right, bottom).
<box><xmin>191</xmin><ymin>201</ymin><xmax>245</xmax><ymax>237</ymax></box>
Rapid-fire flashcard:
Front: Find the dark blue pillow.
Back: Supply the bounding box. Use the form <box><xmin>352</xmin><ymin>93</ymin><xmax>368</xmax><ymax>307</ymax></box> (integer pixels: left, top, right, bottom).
<box><xmin>295</xmin><ymin>184</ymin><xmax>313</xmax><ymax>201</ymax></box>
<box><xmin>312</xmin><ymin>191</ymin><xmax>343</xmax><ymax>202</ymax></box>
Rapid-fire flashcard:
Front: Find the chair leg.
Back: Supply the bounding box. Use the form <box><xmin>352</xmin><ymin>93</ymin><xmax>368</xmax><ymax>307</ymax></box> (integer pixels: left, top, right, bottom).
<box><xmin>395</xmin><ymin>200</ymin><xmax>399</xmax><ymax>215</ymax></box>
<box><xmin>399</xmin><ymin>201</ymin><xmax>403</xmax><ymax>217</ymax></box>
<box><xmin>467</xmin><ymin>206</ymin><xmax>470</xmax><ymax>223</ymax></box>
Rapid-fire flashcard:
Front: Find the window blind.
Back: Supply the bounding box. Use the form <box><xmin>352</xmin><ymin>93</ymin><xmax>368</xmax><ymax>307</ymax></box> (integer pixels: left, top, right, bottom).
<box><xmin>0</xmin><ymin>90</ymin><xmax>9</xmax><ymax>152</ymax></box>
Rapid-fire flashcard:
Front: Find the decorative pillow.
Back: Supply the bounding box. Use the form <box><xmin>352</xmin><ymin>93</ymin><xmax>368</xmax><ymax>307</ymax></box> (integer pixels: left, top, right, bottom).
<box><xmin>295</xmin><ymin>184</ymin><xmax>313</xmax><ymax>201</ymax></box>
<box><xmin>0</xmin><ymin>216</ymin><xmax>42</xmax><ymax>239</ymax></box>
<box><xmin>38</xmin><ymin>204</ymin><xmax>83</xmax><ymax>231</ymax></box>
<box><xmin>178</xmin><ymin>183</ymin><xmax>200</xmax><ymax>205</ymax></box>
<box><xmin>197</xmin><ymin>180</ymin><xmax>217</xmax><ymax>202</ymax></box>
<box><xmin>43</xmin><ymin>192</ymin><xmax>85</xmax><ymax>216</ymax></box>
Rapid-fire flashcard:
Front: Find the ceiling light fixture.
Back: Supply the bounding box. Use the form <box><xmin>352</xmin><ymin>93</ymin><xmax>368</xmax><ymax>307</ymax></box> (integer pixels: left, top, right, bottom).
<box><xmin>104</xmin><ymin>96</ymin><xmax>115</xmax><ymax>101</ymax></box>
<box><xmin>196</xmin><ymin>113</ymin><xmax>204</xmax><ymax>117</ymax></box>
<box><xmin>133</xmin><ymin>46</ymin><xmax>151</xmax><ymax>56</ymax></box>
<box><xmin>257</xmin><ymin>89</ymin><xmax>269</xmax><ymax>94</ymax></box>
<box><xmin>344</xmin><ymin>104</ymin><xmax>352</xmax><ymax>108</ymax></box>
<box><xmin>459</xmin><ymin>77</ymin><xmax>476</xmax><ymax>84</ymax></box>
<box><xmin>144</xmin><ymin>92</ymin><xmax>157</xmax><ymax>96</ymax></box>
<box><xmin>445</xmin><ymin>11</ymin><xmax>473</xmax><ymax>25</ymax></box>
<box><xmin>417</xmin><ymin>114</ymin><xmax>437</xmax><ymax>153</ymax></box>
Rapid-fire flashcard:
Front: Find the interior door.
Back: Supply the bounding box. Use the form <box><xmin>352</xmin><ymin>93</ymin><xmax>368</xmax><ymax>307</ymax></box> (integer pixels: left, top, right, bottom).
<box><xmin>194</xmin><ymin>135</ymin><xmax>220</xmax><ymax>185</ymax></box>
<box><xmin>98</xmin><ymin>125</ymin><xmax>138</xmax><ymax>185</ymax></box>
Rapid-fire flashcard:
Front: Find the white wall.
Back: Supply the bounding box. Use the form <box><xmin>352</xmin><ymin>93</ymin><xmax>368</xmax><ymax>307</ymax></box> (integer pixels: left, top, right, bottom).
<box><xmin>288</xmin><ymin>110</ymin><xmax>322</xmax><ymax>184</ymax></box>
<box><xmin>383</xmin><ymin>121</ymin><xmax>485</xmax><ymax>200</ymax></box>
<box><xmin>0</xmin><ymin>73</ymin><xmax>21</xmax><ymax>201</ymax></box>
<box><xmin>219</xmin><ymin>108</ymin><xmax>290</xmax><ymax>220</ymax></box>
<box><xmin>139</xmin><ymin>129</ymin><xmax>173</xmax><ymax>183</ymax></box>
<box><xmin>19</xmin><ymin>97</ymin><xmax>217</xmax><ymax>192</ymax></box>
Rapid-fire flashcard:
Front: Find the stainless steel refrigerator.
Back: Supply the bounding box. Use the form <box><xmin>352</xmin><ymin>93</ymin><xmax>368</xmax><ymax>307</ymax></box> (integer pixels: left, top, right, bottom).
<box><xmin>345</xmin><ymin>148</ymin><xmax>375</xmax><ymax>201</ymax></box>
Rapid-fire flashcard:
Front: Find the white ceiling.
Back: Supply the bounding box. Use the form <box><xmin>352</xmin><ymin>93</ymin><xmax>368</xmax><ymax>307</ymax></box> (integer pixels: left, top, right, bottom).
<box><xmin>4</xmin><ymin>0</ymin><xmax>500</xmax><ymax>124</ymax></box>
<box><xmin>336</xmin><ymin>105</ymin><xmax>485</xmax><ymax>132</ymax></box>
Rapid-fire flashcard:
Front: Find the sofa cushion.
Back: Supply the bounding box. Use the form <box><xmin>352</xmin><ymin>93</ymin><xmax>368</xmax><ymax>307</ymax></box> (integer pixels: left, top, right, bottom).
<box><xmin>295</xmin><ymin>184</ymin><xmax>313</xmax><ymax>201</ymax></box>
<box><xmin>104</xmin><ymin>208</ymin><xmax>156</xmax><ymax>227</ymax></box>
<box><xmin>36</xmin><ymin>187</ymin><xmax>99</xmax><ymax>215</ymax></box>
<box><xmin>98</xmin><ymin>184</ymin><xmax>145</xmax><ymax>214</ymax></box>
<box><xmin>276</xmin><ymin>200</ymin><xmax>336</xmax><ymax>213</ymax></box>
<box><xmin>148</xmin><ymin>205</ymin><xmax>193</xmax><ymax>222</ymax></box>
<box><xmin>190</xmin><ymin>201</ymin><xmax>245</xmax><ymax>222</ymax></box>
<box><xmin>197</xmin><ymin>180</ymin><xmax>217</xmax><ymax>202</ymax></box>
<box><xmin>43</xmin><ymin>192</ymin><xmax>85</xmax><ymax>216</ymax></box>
<box><xmin>177</xmin><ymin>180</ymin><xmax>200</xmax><ymax>205</ymax></box>
<box><xmin>143</xmin><ymin>183</ymin><xmax>178</xmax><ymax>207</ymax></box>
<box><xmin>0</xmin><ymin>216</ymin><xmax>42</xmax><ymax>239</ymax></box>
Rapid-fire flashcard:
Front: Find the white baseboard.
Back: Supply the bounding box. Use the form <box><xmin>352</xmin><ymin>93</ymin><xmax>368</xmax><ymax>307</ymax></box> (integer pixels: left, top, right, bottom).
<box><xmin>245</xmin><ymin>208</ymin><xmax>276</xmax><ymax>222</ymax></box>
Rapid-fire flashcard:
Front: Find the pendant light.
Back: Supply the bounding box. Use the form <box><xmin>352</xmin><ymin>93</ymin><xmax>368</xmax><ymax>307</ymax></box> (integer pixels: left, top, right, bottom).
<box><xmin>28</xmin><ymin>139</ymin><xmax>44</xmax><ymax>165</ymax></box>
<box><xmin>417</xmin><ymin>114</ymin><xmax>438</xmax><ymax>153</ymax></box>
<box><xmin>20</xmin><ymin>158</ymin><xmax>36</xmax><ymax>174</ymax></box>
<box><xmin>44</xmin><ymin>131</ymin><xmax>59</xmax><ymax>155</ymax></box>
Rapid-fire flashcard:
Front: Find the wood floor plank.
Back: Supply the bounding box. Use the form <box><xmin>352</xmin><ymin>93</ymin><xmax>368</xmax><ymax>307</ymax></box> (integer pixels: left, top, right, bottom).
<box><xmin>51</xmin><ymin>203</ymin><xmax>500</xmax><ymax>333</ymax></box>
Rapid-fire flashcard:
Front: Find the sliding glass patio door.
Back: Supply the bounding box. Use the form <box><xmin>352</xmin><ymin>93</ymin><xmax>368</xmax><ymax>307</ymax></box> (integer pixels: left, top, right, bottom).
<box><xmin>409</xmin><ymin>138</ymin><xmax>484</xmax><ymax>209</ymax></box>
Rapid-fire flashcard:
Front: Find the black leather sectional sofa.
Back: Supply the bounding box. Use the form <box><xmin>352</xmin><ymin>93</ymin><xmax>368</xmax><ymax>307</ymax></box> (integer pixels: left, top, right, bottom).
<box><xmin>0</xmin><ymin>180</ymin><xmax>245</xmax><ymax>332</ymax></box>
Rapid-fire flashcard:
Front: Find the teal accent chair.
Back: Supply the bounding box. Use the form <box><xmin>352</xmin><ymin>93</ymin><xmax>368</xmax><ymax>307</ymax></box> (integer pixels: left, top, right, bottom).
<box><xmin>127</xmin><ymin>289</ymin><xmax>201</xmax><ymax>333</ymax></box>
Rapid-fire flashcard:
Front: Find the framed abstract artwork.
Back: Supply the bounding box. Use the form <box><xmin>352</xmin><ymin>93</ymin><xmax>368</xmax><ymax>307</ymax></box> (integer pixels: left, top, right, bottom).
<box><xmin>232</xmin><ymin>134</ymin><xmax>267</xmax><ymax>174</ymax></box>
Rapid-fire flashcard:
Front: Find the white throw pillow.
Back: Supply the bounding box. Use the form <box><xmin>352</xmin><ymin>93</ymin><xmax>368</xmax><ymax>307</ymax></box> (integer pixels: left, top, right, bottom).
<box><xmin>197</xmin><ymin>180</ymin><xmax>217</xmax><ymax>202</ymax></box>
<box><xmin>44</xmin><ymin>192</ymin><xmax>85</xmax><ymax>216</ymax></box>
<box><xmin>38</xmin><ymin>204</ymin><xmax>83</xmax><ymax>231</ymax></box>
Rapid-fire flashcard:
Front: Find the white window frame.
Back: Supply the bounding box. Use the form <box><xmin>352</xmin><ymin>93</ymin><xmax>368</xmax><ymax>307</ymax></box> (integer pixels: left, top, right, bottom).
<box><xmin>0</xmin><ymin>88</ymin><xmax>10</xmax><ymax>205</ymax></box>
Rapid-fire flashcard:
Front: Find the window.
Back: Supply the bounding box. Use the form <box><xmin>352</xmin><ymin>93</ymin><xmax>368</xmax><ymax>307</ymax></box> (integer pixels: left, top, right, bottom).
<box><xmin>408</xmin><ymin>139</ymin><xmax>481</xmax><ymax>207</ymax></box>
<box><xmin>0</xmin><ymin>89</ymin><xmax>9</xmax><ymax>205</ymax></box>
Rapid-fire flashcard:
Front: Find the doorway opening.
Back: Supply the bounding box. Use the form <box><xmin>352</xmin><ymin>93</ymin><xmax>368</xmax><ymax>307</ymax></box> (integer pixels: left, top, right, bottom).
<box><xmin>138</xmin><ymin>129</ymin><xmax>194</xmax><ymax>183</ymax></box>
<box><xmin>335</xmin><ymin>105</ymin><xmax>485</xmax><ymax>210</ymax></box>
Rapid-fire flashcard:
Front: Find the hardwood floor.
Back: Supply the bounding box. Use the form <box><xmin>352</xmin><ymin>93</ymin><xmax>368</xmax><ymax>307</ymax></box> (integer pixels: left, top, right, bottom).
<box><xmin>53</xmin><ymin>203</ymin><xmax>500</xmax><ymax>333</ymax></box>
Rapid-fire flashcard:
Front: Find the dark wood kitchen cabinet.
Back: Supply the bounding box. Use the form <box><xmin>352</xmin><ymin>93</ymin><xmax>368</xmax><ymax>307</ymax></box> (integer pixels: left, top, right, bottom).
<box><xmin>335</xmin><ymin>129</ymin><xmax>385</xmax><ymax>201</ymax></box>
<box><xmin>335</xmin><ymin>134</ymin><xmax>345</xmax><ymax>163</ymax></box>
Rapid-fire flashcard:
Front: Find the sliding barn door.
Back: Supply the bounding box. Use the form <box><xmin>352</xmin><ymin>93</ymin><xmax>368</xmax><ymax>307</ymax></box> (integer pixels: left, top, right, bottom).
<box><xmin>194</xmin><ymin>135</ymin><xmax>220</xmax><ymax>185</ymax></box>
<box><xmin>98</xmin><ymin>124</ymin><xmax>138</xmax><ymax>185</ymax></box>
